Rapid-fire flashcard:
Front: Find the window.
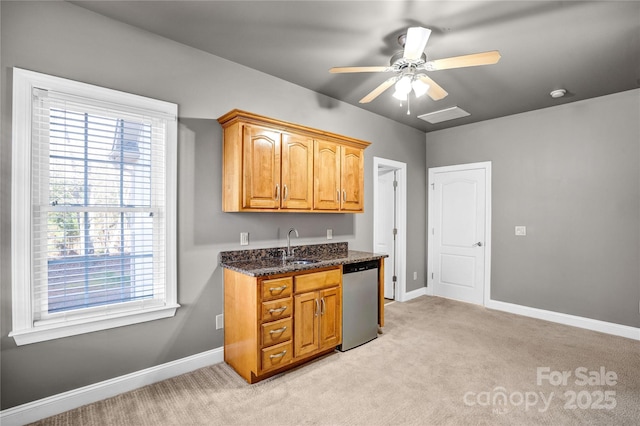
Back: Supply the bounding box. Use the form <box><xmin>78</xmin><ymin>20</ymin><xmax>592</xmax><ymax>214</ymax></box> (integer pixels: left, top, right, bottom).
<box><xmin>10</xmin><ymin>68</ymin><xmax>179</xmax><ymax>345</ymax></box>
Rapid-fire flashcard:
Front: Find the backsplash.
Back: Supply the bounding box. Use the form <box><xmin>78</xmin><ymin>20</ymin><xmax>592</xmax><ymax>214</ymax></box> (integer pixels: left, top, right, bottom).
<box><xmin>219</xmin><ymin>242</ymin><xmax>348</xmax><ymax>263</ymax></box>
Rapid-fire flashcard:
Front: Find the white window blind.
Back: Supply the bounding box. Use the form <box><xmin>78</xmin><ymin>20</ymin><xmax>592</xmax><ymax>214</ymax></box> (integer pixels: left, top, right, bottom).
<box><xmin>11</xmin><ymin>68</ymin><xmax>178</xmax><ymax>345</ymax></box>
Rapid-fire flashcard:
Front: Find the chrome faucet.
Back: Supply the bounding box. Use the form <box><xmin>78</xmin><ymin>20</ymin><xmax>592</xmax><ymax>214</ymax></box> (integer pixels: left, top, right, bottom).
<box><xmin>285</xmin><ymin>227</ymin><xmax>299</xmax><ymax>259</ymax></box>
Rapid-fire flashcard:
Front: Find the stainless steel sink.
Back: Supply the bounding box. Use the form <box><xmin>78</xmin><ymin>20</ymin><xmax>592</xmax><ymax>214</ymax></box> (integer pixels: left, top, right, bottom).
<box><xmin>287</xmin><ymin>259</ymin><xmax>319</xmax><ymax>265</ymax></box>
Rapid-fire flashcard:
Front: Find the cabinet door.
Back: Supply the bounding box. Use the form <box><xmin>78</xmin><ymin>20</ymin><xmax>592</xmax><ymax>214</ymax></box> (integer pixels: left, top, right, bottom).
<box><xmin>319</xmin><ymin>287</ymin><xmax>342</xmax><ymax>350</ymax></box>
<box><xmin>340</xmin><ymin>146</ymin><xmax>364</xmax><ymax>212</ymax></box>
<box><xmin>281</xmin><ymin>133</ymin><xmax>313</xmax><ymax>210</ymax></box>
<box><xmin>294</xmin><ymin>292</ymin><xmax>319</xmax><ymax>357</ymax></box>
<box><xmin>313</xmin><ymin>140</ymin><xmax>341</xmax><ymax>210</ymax></box>
<box><xmin>243</xmin><ymin>125</ymin><xmax>281</xmax><ymax>209</ymax></box>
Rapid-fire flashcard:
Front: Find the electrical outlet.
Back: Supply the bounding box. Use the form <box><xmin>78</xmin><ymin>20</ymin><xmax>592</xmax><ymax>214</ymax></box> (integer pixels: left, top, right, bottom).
<box><xmin>327</xmin><ymin>229</ymin><xmax>333</xmax><ymax>240</ymax></box>
<box><xmin>515</xmin><ymin>226</ymin><xmax>527</xmax><ymax>236</ymax></box>
<box><xmin>216</xmin><ymin>314</ymin><xmax>224</xmax><ymax>330</ymax></box>
<box><xmin>240</xmin><ymin>232</ymin><xmax>249</xmax><ymax>245</ymax></box>
<box><xmin>413</xmin><ymin>271</ymin><xmax>418</xmax><ymax>280</ymax></box>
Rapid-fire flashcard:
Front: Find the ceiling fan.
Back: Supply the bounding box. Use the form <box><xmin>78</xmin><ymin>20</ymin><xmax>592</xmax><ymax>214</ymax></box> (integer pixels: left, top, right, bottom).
<box><xmin>330</xmin><ymin>27</ymin><xmax>501</xmax><ymax>105</ymax></box>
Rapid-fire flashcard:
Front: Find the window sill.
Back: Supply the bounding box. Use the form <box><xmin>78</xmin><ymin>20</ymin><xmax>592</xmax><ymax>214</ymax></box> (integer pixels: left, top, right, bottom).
<box><xmin>9</xmin><ymin>304</ymin><xmax>180</xmax><ymax>346</ymax></box>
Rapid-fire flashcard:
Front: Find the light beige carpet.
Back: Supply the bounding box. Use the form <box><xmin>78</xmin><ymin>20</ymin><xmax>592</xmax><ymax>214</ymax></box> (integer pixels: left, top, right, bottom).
<box><xmin>31</xmin><ymin>296</ymin><xmax>640</xmax><ymax>425</ymax></box>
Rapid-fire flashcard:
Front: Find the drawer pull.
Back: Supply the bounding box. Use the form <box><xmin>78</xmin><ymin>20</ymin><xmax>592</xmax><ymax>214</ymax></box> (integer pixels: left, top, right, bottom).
<box><xmin>269</xmin><ymin>284</ymin><xmax>288</xmax><ymax>293</ymax></box>
<box><xmin>268</xmin><ymin>306</ymin><xmax>288</xmax><ymax>314</ymax></box>
<box><xmin>269</xmin><ymin>349</ymin><xmax>287</xmax><ymax>359</ymax></box>
<box><xmin>269</xmin><ymin>326</ymin><xmax>287</xmax><ymax>334</ymax></box>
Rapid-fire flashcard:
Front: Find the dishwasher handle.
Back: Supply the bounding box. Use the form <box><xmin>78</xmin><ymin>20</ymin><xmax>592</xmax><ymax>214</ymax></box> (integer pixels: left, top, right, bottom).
<box><xmin>343</xmin><ymin>260</ymin><xmax>379</xmax><ymax>274</ymax></box>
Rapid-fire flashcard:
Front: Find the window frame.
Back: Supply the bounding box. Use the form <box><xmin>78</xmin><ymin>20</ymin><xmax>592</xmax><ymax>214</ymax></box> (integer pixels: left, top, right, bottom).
<box><xmin>10</xmin><ymin>68</ymin><xmax>179</xmax><ymax>346</ymax></box>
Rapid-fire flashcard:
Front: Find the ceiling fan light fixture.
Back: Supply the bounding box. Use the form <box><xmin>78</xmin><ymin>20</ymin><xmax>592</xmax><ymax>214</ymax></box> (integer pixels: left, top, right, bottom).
<box><xmin>395</xmin><ymin>75</ymin><xmax>413</xmax><ymax>95</ymax></box>
<box><xmin>392</xmin><ymin>88</ymin><xmax>408</xmax><ymax>101</ymax></box>
<box><xmin>412</xmin><ymin>79</ymin><xmax>430</xmax><ymax>98</ymax></box>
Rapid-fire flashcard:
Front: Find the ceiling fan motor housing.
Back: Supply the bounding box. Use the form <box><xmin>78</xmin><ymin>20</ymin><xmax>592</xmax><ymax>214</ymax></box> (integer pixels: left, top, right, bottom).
<box><xmin>390</xmin><ymin>51</ymin><xmax>427</xmax><ymax>69</ymax></box>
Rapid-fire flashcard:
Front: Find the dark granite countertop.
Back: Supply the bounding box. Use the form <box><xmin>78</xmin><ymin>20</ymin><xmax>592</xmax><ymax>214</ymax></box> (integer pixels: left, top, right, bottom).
<box><xmin>219</xmin><ymin>243</ymin><xmax>387</xmax><ymax>277</ymax></box>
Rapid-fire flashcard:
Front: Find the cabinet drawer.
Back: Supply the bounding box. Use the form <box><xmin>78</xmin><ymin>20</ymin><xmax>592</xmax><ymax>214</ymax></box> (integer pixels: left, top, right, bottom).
<box><xmin>294</xmin><ymin>269</ymin><xmax>341</xmax><ymax>293</ymax></box>
<box><xmin>261</xmin><ymin>297</ymin><xmax>292</xmax><ymax>322</ymax></box>
<box><xmin>261</xmin><ymin>277</ymin><xmax>293</xmax><ymax>301</ymax></box>
<box><xmin>261</xmin><ymin>318</ymin><xmax>292</xmax><ymax>348</ymax></box>
<box><xmin>261</xmin><ymin>341</ymin><xmax>292</xmax><ymax>372</ymax></box>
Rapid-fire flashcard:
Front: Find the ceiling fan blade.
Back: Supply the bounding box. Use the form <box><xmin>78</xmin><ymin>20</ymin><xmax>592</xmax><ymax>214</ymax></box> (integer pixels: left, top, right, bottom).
<box><xmin>403</xmin><ymin>27</ymin><xmax>431</xmax><ymax>61</ymax></box>
<box><xmin>427</xmin><ymin>50</ymin><xmax>501</xmax><ymax>71</ymax></box>
<box><xmin>359</xmin><ymin>77</ymin><xmax>398</xmax><ymax>103</ymax></box>
<box><xmin>417</xmin><ymin>75</ymin><xmax>448</xmax><ymax>101</ymax></box>
<box><xmin>330</xmin><ymin>66</ymin><xmax>392</xmax><ymax>73</ymax></box>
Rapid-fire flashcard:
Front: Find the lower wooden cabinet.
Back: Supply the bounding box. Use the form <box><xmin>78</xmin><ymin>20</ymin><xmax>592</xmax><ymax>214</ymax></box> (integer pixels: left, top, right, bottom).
<box><xmin>223</xmin><ymin>266</ymin><xmax>342</xmax><ymax>383</ymax></box>
<box><xmin>261</xmin><ymin>341</ymin><xmax>293</xmax><ymax>372</ymax></box>
<box><xmin>294</xmin><ymin>283</ymin><xmax>341</xmax><ymax>358</ymax></box>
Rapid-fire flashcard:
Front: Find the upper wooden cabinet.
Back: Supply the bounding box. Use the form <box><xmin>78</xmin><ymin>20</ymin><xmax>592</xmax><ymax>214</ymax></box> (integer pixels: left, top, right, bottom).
<box><xmin>218</xmin><ymin>110</ymin><xmax>369</xmax><ymax>213</ymax></box>
<box><xmin>241</xmin><ymin>125</ymin><xmax>313</xmax><ymax>210</ymax></box>
<box><xmin>281</xmin><ymin>133</ymin><xmax>314</xmax><ymax>210</ymax></box>
<box><xmin>242</xmin><ymin>125</ymin><xmax>282</xmax><ymax>209</ymax></box>
<box><xmin>313</xmin><ymin>140</ymin><xmax>364</xmax><ymax>212</ymax></box>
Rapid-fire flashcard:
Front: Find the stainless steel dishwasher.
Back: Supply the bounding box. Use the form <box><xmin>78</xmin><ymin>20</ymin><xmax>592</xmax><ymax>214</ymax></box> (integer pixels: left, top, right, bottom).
<box><xmin>339</xmin><ymin>260</ymin><xmax>378</xmax><ymax>351</ymax></box>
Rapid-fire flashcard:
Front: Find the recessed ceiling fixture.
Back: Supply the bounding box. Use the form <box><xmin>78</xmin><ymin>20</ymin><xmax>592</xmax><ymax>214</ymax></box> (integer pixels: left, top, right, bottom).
<box><xmin>550</xmin><ymin>89</ymin><xmax>566</xmax><ymax>98</ymax></box>
<box><xmin>418</xmin><ymin>106</ymin><xmax>470</xmax><ymax>124</ymax></box>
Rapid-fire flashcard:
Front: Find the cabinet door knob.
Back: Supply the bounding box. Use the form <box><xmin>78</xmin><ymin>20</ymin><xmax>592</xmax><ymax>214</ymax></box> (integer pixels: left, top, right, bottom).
<box><xmin>314</xmin><ymin>299</ymin><xmax>319</xmax><ymax>317</ymax></box>
<box><xmin>283</xmin><ymin>184</ymin><xmax>288</xmax><ymax>201</ymax></box>
<box><xmin>275</xmin><ymin>184</ymin><xmax>280</xmax><ymax>201</ymax></box>
<box><xmin>320</xmin><ymin>298</ymin><xmax>326</xmax><ymax>315</ymax></box>
<box><xmin>269</xmin><ymin>326</ymin><xmax>288</xmax><ymax>334</ymax></box>
<box><xmin>268</xmin><ymin>306</ymin><xmax>288</xmax><ymax>314</ymax></box>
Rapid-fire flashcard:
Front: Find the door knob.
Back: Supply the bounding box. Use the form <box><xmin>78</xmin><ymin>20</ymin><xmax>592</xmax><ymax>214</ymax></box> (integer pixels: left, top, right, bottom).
<box><xmin>473</xmin><ymin>242</ymin><xmax>483</xmax><ymax>247</ymax></box>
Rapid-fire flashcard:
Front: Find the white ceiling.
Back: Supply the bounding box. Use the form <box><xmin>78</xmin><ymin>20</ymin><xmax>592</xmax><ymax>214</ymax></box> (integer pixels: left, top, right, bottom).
<box><xmin>72</xmin><ymin>1</ymin><xmax>640</xmax><ymax>132</ymax></box>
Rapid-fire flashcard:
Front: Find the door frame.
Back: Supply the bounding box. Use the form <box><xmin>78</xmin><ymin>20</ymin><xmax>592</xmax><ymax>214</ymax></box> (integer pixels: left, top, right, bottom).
<box><xmin>427</xmin><ymin>161</ymin><xmax>492</xmax><ymax>306</ymax></box>
<box><xmin>373</xmin><ymin>157</ymin><xmax>407</xmax><ymax>301</ymax></box>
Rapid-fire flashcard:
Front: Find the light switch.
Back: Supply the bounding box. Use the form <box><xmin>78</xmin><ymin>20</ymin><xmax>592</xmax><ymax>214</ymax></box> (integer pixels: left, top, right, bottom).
<box><xmin>240</xmin><ymin>232</ymin><xmax>249</xmax><ymax>245</ymax></box>
<box><xmin>216</xmin><ymin>314</ymin><xmax>224</xmax><ymax>330</ymax></box>
<box><xmin>515</xmin><ymin>226</ymin><xmax>527</xmax><ymax>236</ymax></box>
<box><xmin>327</xmin><ymin>229</ymin><xmax>333</xmax><ymax>240</ymax></box>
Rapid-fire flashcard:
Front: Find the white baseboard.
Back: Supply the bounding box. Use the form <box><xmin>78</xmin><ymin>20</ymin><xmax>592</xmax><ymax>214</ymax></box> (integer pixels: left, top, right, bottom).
<box><xmin>486</xmin><ymin>299</ymin><xmax>640</xmax><ymax>341</ymax></box>
<box><xmin>0</xmin><ymin>347</ymin><xmax>224</xmax><ymax>426</ymax></box>
<box><xmin>401</xmin><ymin>286</ymin><xmax>427</xmax><ymax>302</ymax></box>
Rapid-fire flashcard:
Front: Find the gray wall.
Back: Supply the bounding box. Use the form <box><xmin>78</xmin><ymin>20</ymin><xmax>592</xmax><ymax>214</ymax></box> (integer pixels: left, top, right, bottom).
<box><xmin>0</xmin><ymin>1</ymin><xmax>427</xmax><ymax>409</ymax></box>
<box><xmin>426</xmin><ymin>90</ymin><xmax>640</xmax><ymax>329</ymax></box>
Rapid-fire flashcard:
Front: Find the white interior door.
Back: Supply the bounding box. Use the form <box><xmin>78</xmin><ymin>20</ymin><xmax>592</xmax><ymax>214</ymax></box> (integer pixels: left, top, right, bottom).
<box><xmin>430</xmin><ymin>165</ymin><xmax>489</xmax><ymax>305</ymax></box>
<box><xmin>373</xmin><ymin>157</ymin><xmax>407</xmax><ymax>301</ymax></box>
<box><xmin>376</xmin><ymin>168</ymin><xmax>396</xmax><ymax>299</ymax></box>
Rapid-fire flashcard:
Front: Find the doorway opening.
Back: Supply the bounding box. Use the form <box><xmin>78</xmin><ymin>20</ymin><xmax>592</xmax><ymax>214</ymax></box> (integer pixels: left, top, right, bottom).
<box><xmin>373</xmin><ymin>157</ymin><xmax>407</xmax><ymax>302</ymax></box>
